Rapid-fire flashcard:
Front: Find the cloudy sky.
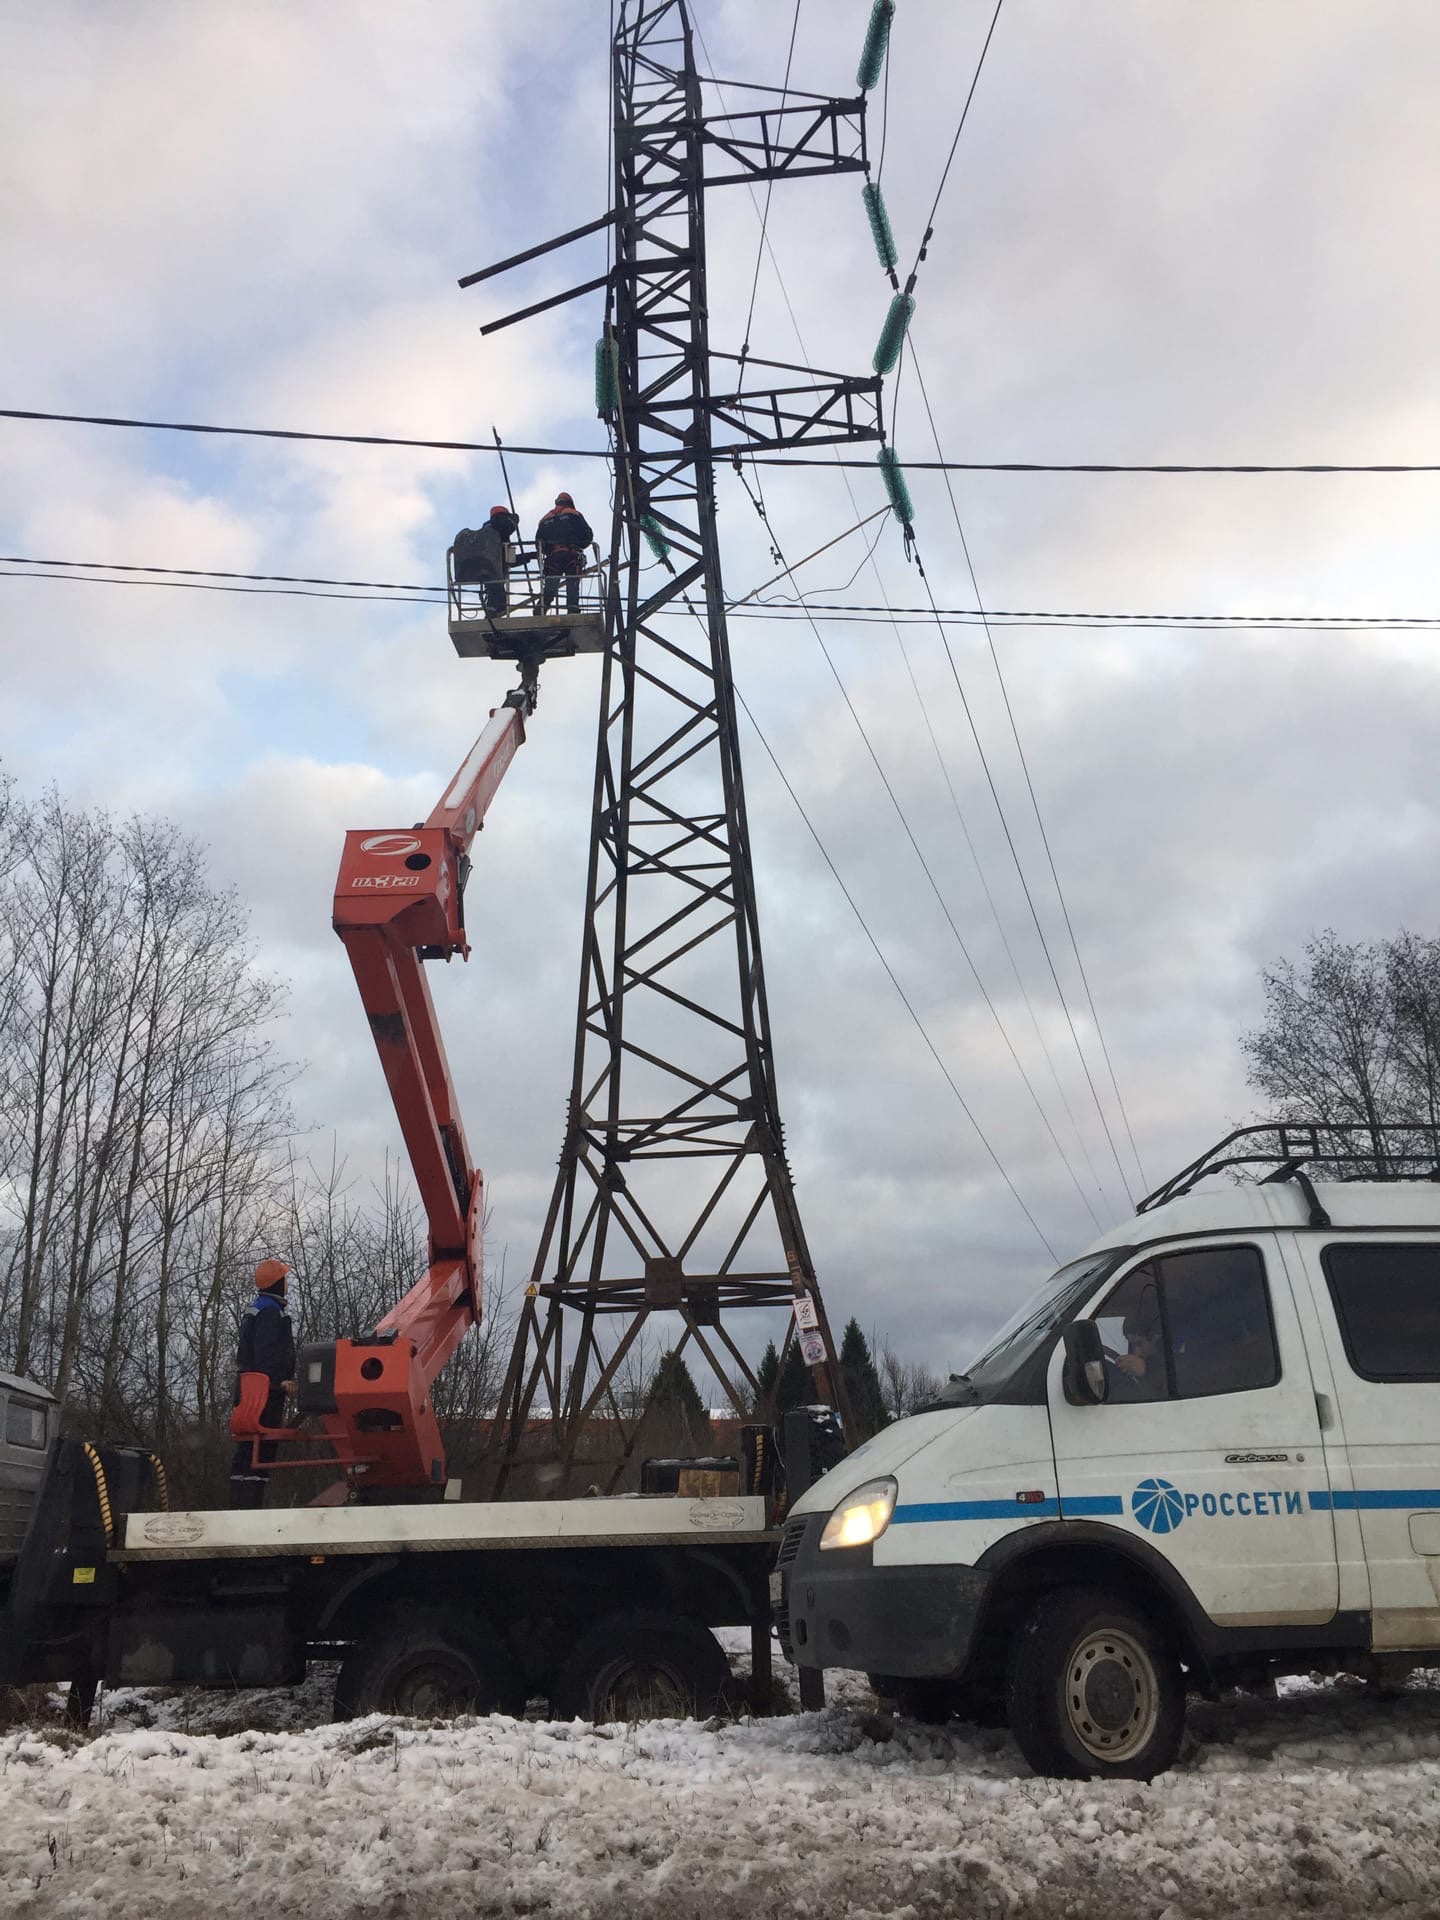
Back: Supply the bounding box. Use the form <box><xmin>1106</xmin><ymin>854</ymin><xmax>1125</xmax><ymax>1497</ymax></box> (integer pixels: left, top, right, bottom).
<box><xmin>5</xmin><ymin>0</ymin><xmax>1440</xmax><ymax>1388</ymax></box>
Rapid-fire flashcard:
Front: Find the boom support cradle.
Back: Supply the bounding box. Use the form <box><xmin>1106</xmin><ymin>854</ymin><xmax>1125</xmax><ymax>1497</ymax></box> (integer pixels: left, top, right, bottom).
<box><xmin>305</xmin><ymin>697</ymin><xmax>528</xmax><ymax>1488</ymax></box>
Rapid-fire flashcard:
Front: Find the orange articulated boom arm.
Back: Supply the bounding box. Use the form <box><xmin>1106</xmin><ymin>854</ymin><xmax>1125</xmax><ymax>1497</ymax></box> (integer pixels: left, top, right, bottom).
<box><xmin>318</xmin><ymin>698</ymin><xmax>528</xmax><ymax>1488</ymax></box>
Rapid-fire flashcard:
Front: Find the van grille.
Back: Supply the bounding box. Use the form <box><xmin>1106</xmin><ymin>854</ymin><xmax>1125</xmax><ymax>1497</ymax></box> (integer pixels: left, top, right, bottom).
<box><xmin>773</xmin><ymin>1514</ymin><xmax>813</xmax><ymax>1661</ymax></box>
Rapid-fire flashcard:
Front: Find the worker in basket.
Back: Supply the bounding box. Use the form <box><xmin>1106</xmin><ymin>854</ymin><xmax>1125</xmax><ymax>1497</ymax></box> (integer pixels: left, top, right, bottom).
<box><xmin>228</xmin><ymin>1258</ymin><xmax>298</xmax><ymax>1509</ymax></box>
<box><xmin>453</xmin><ymin>504</ymin><xmax>519</xmax><ymax>614</ymax></box>
<box><xmin>537</xmin><ymin>490</ymin><xmax>593</xmax><ymax>612</ymax></box>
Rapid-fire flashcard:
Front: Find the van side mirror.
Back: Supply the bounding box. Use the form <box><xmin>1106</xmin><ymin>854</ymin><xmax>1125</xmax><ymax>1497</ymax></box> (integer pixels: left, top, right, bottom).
<box><xmin>1062</xmin><ymin>1321</ymin><xmax>1109</xmax><ymax>1405</ymax></box>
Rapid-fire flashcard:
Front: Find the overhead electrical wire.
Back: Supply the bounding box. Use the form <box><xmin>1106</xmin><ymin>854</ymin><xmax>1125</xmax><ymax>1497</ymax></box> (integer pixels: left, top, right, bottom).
<box><xmin>874</xmin><ymin>599</ymin><xmax>1112</xmax><ymax>1223</ymax></box>
<box><xmin>853</xmin><ymin>0</ymin><xmax>1138</xmax><ymax>1203</ymax></box>
<box><xmin>729</xmin><ymin>679</ymin><xmax>1058</xmax><ymax>1261</ymax></box>
<box><xmin>710</xmin><ymin>12</ymin><xmax>1125</xmax><ymax>1225</ymax></box>
<box><xmin>6</xmin><ymin>550</ymin><xmax>1433</xmax><ymax>644</ymax></box>
<box><xmin>721</xmin><ymin>475</ymin><xmax>1110</xmax><ymax>1230</ymax></box>
<box><xmin>736</xmin><ymin>0</ymin><xmax>803</xmax><ymax>381</ymax></box>
<box><xmin>0</xmin><ymin>569</ymin><xmax>441</xmax><ymax>607</ymax></box>
<box><xmin>4</xmin><ymin>409</ymin><xmax>1439</xmax><ymax>475</ymax></box>
<box><xmin>0</xmin><ymin>555</ymin><xmax>444</xmax><ymax>593</ymax></box>
<box><xmin>904</xmin><ymin>386</ymin><xmax>1137</xmax><ymax>1208</ymax></box>
<box><xmin>912</xmin><ymin>344</ymin><xmax>1150</xmax><ymax>1192</ymax></box>
<box><xmin>849</xmin><ymin>0</ymin><xmax>1139</xmax><ymax>1212</ymax></box>
<box><xmin>903</xmin><ymin>0</ymin><xmax>1005</xmax><ymax>285</ymax></box>
<box><xmin>3</xmin><ymin>556</ymin><xmax>1435</xmax><ymax>633</ymax></box>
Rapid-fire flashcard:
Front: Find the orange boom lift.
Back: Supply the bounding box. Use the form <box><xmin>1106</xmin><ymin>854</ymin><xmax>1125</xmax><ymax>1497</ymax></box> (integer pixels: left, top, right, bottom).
<box><xmin>293</xmin><ymin>686</ymin><xmax>531</xmax><ymax>1490</ymax></box>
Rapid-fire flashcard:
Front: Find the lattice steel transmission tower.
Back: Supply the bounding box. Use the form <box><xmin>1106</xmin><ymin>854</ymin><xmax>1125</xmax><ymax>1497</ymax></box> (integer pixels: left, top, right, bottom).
<box><xmin>474</xmin><ymin>0</ymin><xmax>882</xmax><ymax>1492</ymax></box>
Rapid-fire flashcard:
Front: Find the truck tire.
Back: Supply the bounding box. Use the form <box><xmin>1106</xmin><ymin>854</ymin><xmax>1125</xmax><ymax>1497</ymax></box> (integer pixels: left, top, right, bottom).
<box><xmin>1005</xmin><ymin>1585</ymin><xmax>1184</xmax><ymax>1780</ymax></box>
<box><xmin>550</xmin><ymin>1609</ymin><xmax>732</xmax><ymax>1724</ymax></box>
<box><xmin>333</xmin><ymin>1605</ymin><xmax>521</xmax><ymax>1720</ymax></box>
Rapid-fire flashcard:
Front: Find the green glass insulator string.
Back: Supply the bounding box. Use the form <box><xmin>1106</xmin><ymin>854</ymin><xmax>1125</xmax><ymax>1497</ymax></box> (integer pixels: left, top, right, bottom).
<box><xmin>594</xmin><ymin>337</ymin><xmax>619</xmax><ymax>417</ymax></box>
<box><xmin>857</xmin><ymin>0</ymin><xmax>896</xmax><ymax>91</ymax></box>
<box><xmin>877</xmin><ymin>446</ymin><xmax>915</xmax><ymax>529</ymax></box>
<box><xmin>639</xmin><ymin>514</ymin><xmax>671</xmax><ymax>563</ymax></box>
<box><xmin>872</xmin><ymin>292</ymin><xmax>915</xmax><ymax>375</ymax></box>
<box><xmin>861</xmin><ymin>182</ymin><xmax>898</xmax><ymax>279</ymax></box>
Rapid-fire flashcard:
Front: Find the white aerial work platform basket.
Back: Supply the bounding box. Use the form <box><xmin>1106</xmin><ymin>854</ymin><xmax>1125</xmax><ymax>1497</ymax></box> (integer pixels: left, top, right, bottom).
<box><xmin>446</xmin><ymin>541</ymin><xmax>608</xmax><ymax>661</ymax></box>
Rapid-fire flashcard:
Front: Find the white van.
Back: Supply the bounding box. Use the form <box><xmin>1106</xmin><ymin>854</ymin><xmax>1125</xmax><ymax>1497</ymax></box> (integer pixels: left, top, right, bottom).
<box><xmin>777</xmin><ymin>1132</ymin><xmax>1440</xmax><ymax>1779</ymax></box>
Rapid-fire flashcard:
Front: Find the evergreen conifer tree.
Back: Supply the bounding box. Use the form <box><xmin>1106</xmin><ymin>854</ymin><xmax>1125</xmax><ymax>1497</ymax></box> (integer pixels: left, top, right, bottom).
<box><xmin>776</xmin><ymin>1339</ymin><xmax>811</xmax><ymax>1413</ymax></box>
<box><xmin>754</xmin><ymin>1339</ymin><xmax>781</xmax><ymax>1414</ymax></box>
<box><xmin>646</xmin><ymin>1349</ymin><xmax>710</xmax><ymax>1450</ymax></box>
<box><xmin>839</xmin><ymin>1318</ymin><xmax>888</xmax><ymax>1439</ymax></box>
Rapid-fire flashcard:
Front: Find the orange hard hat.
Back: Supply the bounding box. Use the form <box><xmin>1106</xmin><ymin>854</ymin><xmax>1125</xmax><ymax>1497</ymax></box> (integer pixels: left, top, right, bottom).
<box><xmin>489</xmin><ymin>504</ymin><xmax>510</xmax><ymax>517</ymax></box>
<box><xmin>254</xmin><ymin>1258</ymin><xmax>290</xmax><ymax>1292</ymax></box>
<box><xmin>555</xmin><ymin>491</ymin><xmax>574</xmax><ymax>505</ymax></box>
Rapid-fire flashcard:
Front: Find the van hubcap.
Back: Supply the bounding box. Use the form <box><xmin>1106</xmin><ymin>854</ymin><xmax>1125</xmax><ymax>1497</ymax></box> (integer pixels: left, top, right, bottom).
<box><xmin>1063</xmin><ymin>1627</ymin><xmax>1159</xmax><ymax>1762</ymax></box>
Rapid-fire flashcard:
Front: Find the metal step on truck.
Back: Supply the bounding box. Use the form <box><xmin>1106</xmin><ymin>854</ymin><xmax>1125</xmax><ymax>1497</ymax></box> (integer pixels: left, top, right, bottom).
<box><xmin>778</xmin><ymin>1122</ymin><xmax>1440</xmax><ymax>1780</ymax></box>
<box><xmin>0</xmin><ymin>1408</ymin><xmax>842</xmax><ymax>1725</ymax></box>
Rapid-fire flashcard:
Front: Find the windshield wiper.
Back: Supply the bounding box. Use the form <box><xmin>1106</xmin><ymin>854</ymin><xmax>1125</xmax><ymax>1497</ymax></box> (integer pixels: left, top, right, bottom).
<box><xmin>918</xmin><ymin>1371</ymin><xmax>976</xmax><ymax>1411</ymax></box>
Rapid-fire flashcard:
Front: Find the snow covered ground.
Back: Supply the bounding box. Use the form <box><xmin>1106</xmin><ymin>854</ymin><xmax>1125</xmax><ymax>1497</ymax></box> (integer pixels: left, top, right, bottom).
<box><xmin>4</xmin><ymin>1656</ymin><xmax>1440</xmax><ymax>1918</ymax></box>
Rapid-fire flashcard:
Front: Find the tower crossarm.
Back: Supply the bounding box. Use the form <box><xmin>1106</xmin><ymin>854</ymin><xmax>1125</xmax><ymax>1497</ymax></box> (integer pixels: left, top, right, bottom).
<box><xmin>700</xmin><ymin>96</ymin><xmax>868</xmax><ymax>187</ymax></box>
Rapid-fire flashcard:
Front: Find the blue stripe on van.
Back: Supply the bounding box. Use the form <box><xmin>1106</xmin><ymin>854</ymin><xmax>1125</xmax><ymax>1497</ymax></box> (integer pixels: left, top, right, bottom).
<box><xmin>1309</xmin><ymin>1489</ymin><xmax>1440</xmax><ymax>1512</ymax></box>
<box><xmin>892</xmin><ymin>1498</ymin><xmax>1061</xmax><ymax>1524</ymax></box>
<box><xmin>1060</xmin><ymin>1495</ymin><xmax>1126</xmax><ymax>1516</ymax></box>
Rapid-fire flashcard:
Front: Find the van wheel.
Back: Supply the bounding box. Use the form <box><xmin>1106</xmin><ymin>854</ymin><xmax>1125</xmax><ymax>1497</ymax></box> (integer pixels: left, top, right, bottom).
<box><xmin>334</xmin><ymin>1606</ymin><xmax>521</xmax><ymax>1720</ymax></box>
<box><xmin>550</xmin><ymin>1609</ymin><xmax>731</xmax><ymax>1723</ymax></box>
<box><xmin>1006</xmin><ymin>1586</ymin><xmax>1184</xmax><ymax>1780</ymax></box>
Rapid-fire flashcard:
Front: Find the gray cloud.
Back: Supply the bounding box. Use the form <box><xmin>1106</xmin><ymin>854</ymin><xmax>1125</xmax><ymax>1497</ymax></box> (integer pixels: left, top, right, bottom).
<box><xmin>5</xmin><ymin>0</ymin><xmax>1440</xmax><ymax>1392</ymax></box>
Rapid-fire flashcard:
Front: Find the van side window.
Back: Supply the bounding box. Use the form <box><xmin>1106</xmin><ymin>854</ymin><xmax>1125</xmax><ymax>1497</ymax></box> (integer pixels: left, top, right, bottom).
<box><xmin>1091</xmin><ymin>1246</ymin><xmax>1278</xmax><ymax>1401</ymax></box>
<box><xmin>4</xmin><ymin>1398</ymin><xmax>46</xmax><ymax>1449</ymax></box>
<box><xmin>1324</xmin><ymin>1242</ymin><xmax>1440</xmax><ymax>1382</ymax></box>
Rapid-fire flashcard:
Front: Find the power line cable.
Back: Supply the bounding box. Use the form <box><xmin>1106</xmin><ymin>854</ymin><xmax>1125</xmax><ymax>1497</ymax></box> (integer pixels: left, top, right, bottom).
<box><xmin>5</xmin><ymin>409</ymin><xmax>1439</xmax><ymax>474</ymax></box>
<box><xmin>734</xmin><ymin>603</ymin><xmax>1440</xmax><ymax>630</ymax></box>
<box><xmin>733</xmin><ymin>685</ymin><xmax>1058</xmax><ymax>1261</ymax></box>
<box><xmin>884</xmin><ymin>606</ymin><xmax>1110</xmax><ymax>1225</ymax></box>
<box><xmin>6</xmin><ymin>558</ymin><xmax>1437</xmax><ymax>636</ymax></box>
<box><xmin>737</xmin><ymin>0</ymin><xmax>802</xmax><ymax>379</ymax></box>
<box><xmin>706</xmin><ymin>58</ymin><xmax>1119</xmax><ymax>1222</ymax></box>
<box><xmin>0</xmin><ymin>555</ymin><xmax>444</xmax><ymax>593</ymax></box>
<box><xmin>912</xmin><ymin>342</ymin><xmax>1150</xmax><ymax>1192</ymax></box>
<box><xmin>0</xmin><ymin>407</ymin><xmax>612</xmax><ymax>459</ymax></box>
<box><xmin>903</xmin><ymin>0</ymin><xmax>1005</xmax><ymax>284</ymax></box>
<box><xmin>720</xmin><ymin>480</ymin><xmax>1113</xmax><ymax>1228</ymax></box>
<box><xmin>901</xmin><ymin>481</ymin><xmax>1137</xmax><ymax>1207</ymax></box>
<box><xmin>0</xmin><ymin>570</ymin><xmax>440</xmax><ymax>607</ymax></box>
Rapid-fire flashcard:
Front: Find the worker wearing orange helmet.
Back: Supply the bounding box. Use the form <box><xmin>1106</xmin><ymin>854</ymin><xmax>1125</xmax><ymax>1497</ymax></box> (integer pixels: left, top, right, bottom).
<box><xmin>453</xmin><ymin>504</ymin><xmax>519</xmax><ymax>614</ymax></box>
<box><xmin>536</xmin><ymin>491</ymin><xmax>594</xmax><ymax>613</ymax></box>
<box><xmin>228</xmin><ymin>1258</ymin><xmax>298</xmax><ymax>1509</ymax></box>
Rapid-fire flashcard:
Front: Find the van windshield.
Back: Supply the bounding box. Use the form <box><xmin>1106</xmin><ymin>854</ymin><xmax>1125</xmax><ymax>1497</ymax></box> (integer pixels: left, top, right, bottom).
<box><xmin>934</xmin><ymin>1250</ymin><xmax>1124</xmax><ymax>1405</ymax></box>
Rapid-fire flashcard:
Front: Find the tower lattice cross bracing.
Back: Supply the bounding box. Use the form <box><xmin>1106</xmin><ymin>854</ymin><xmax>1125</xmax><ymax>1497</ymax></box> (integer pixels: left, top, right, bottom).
<box><xmin>479</xmin><ymin>0</ymin><xmax>882</xmax><ymax>1494</ymax></box>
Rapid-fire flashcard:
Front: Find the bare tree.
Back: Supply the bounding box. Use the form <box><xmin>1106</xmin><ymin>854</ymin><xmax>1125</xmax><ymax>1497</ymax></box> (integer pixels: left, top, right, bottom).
<box><xmin>1241</xmin><ymin>928</ymin><xmax>1440</xmax><ymax>1168</ymax></box>
<box><xmin>877</xmin><ymin>1339</ymin><xmax>943</xmax><ymax>1419</ymax></box>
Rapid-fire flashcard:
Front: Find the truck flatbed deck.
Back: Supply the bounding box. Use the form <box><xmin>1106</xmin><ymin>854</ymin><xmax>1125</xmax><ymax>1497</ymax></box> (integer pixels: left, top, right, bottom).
<box><xmin>119</xmin><ymin>1493</ymin><xmax>772</xmax><ymax>1561</ymax></box>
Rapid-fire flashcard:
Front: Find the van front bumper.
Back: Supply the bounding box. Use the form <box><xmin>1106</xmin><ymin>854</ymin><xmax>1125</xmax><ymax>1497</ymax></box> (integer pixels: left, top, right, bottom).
<box><xmin>775</xmin><ymin>1513</ymin><xmax>992</xmax><ymax>1677</ymax></box>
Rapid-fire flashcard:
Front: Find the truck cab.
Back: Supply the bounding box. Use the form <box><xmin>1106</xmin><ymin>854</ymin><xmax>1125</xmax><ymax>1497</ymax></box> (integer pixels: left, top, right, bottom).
<box><xmin>778</xmin><ymin>1130</ymin><xmax>1440</xmax><ymax>1779</ymax></box>
<box><xmin>0</xmin><ymin>1374</ymin><xmax>56</xmax><ymax>1580</ymax></box>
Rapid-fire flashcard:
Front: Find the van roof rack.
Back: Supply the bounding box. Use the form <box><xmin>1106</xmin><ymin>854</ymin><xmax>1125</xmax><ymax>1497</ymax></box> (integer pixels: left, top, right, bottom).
<box><xmin>1137</xmin><ymin>1120</ymin><xmax>1440</xmax><ymax>1213</ymax></box>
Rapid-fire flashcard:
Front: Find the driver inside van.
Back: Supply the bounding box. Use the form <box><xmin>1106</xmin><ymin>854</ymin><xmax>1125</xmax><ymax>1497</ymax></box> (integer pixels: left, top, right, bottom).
<box><xmin>1114</xmin><ymin>1309</ymin><xmax>1165</xmax><ymax>1398</ymax></box>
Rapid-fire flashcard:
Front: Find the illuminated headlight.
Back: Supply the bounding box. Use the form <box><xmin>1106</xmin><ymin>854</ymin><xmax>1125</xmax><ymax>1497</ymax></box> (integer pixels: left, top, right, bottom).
<box><xmin>819</xmin><ymin>1477</ymin><xmax>897</xmax><ymax>1550</ymax></box>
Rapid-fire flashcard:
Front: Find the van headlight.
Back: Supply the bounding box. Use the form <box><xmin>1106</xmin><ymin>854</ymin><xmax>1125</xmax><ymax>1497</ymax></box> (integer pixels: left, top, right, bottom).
<box><xmin>819</xmin><ymin>1477</ymin><xmax>897</xmax><ymax>1550</ymax></box>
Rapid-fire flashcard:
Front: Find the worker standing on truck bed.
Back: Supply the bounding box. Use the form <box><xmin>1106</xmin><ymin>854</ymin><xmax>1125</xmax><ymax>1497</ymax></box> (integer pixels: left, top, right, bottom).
<box><xmin>228</xmin><ymin>1259</ymin><xmax>297</xmax><ymax>1509</ymax></box>
<box><xmin>537</xmin><ymin>491</ymin><xmax>593</xmax><ymax>611</ymax></box>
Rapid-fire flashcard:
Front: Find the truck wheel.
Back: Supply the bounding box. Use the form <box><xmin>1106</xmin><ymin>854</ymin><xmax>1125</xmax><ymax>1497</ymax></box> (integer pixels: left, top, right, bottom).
<box><xmin>1005</xmin><ymin>1586</ymin><xmax>1184</xmax><ymax>1780</ymax></box>
<box><xmin>550</xmin><ymin>1609</ymin><xmax>731</xmax><ymax>1724</ymax></box>
<box><xmin>333</xmin><ymin>1606</ymin><xmax>521</xmax><ymax>1720</ymax></box>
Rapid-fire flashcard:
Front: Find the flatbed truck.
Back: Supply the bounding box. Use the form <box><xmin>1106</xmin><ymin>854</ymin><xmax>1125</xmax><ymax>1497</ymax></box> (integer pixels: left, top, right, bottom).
<box><xmin>0</xmin><ymin>1435</ymin><xmax>780</xmax><ymax>1722</ymax></box>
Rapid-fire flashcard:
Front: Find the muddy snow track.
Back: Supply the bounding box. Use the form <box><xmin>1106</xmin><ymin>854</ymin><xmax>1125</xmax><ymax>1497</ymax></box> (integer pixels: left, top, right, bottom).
<box><xmin>3</xmin><ymin>1683</ymin><xmax>1440</xmax><ymax>1918</ymax></box>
